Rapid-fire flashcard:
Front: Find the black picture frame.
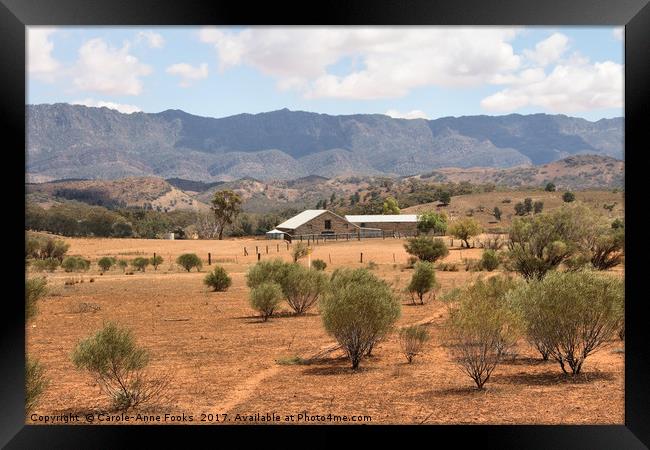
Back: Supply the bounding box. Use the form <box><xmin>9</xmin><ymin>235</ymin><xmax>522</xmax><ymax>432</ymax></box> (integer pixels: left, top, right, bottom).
<box><xmin>2</xmin><ymin>0</ymin><xmax>649</xmax><ymax>447</ymax></box>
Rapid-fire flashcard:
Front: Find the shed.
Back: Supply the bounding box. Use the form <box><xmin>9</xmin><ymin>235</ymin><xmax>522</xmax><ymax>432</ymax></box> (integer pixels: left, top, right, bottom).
<box><xmin>265</xmin><ymin>229</ymin><xmax>285</xmax><ymax>240</ymax></box>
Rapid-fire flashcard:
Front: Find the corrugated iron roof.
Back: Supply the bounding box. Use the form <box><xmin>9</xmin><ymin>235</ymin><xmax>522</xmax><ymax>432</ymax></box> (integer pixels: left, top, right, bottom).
<box><xmin>345</xmin><ymin>214</ymin><xmax>418</xmax><ymax>223</ymax></box>
<box><xmin>265</xmin><ymin>229</ymin><xmax>284</xmax><ymax>234</ymax></box>
<box><xmin>275</xmin><ymin>210</ymin><xmax>329</xmax><ymax>230</ymax></box>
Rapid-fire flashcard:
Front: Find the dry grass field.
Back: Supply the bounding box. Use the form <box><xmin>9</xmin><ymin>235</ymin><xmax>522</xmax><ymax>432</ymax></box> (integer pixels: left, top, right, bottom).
<box><xmin>26</xmin><ymin>235</ymin><xmax>624</xmax><ymax>425</ymax></box>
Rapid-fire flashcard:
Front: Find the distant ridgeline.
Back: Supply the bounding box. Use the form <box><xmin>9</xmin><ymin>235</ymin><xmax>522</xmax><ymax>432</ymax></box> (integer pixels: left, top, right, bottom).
<box><xmin>26</xmin><ymin>103</ymin><xmax>623</xmax><ymax>182</ymax></box>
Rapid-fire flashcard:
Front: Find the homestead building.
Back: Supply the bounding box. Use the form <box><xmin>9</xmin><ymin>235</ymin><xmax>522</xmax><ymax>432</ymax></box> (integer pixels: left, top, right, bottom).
<box><xmin>269</xmin><ymin>209</ymin><xmax>419</xmax><ymax>240</ymax></box>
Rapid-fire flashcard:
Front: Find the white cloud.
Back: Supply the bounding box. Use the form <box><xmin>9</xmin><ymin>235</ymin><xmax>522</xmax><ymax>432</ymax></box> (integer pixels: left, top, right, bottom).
<box><xmin>165</xmin><ymin>62</ymin><xmax>209</xmax><ymax>87</ymax></box>
<box><xmin>523</xmin><ymin>33</ymin><xmax>569</xmax><ymax>66</ymax></box>
<box><xmin>613</xmin><ymin>28</ymin><xmax>624</xmax><ymax>41</ymax></box>
<box><xmin>27</xmin><ymin>27</ymin><xmax>61</xmax><ymax>81</ymax></box>
<box><xmin>137</xmin><ymin>31</ymin><xmax>165</xmax><ymax>48</ymax></box>
<box><xmin>481</xmin><ymin>59</ymin><xmax>623</xmax><ymax>113</ymax></box>
<box><xmin>199</xmin><ymin>27</ymin><xmax>521</xmax><ymax>100</ymax></box>
<box><xmin>72</xmin><ymin>38</ymin><xmax>152</xmax><ymax>96</ymax></box>
<box><xmin>384</xmin><ymin>109</ymin><xmax>429</xmax><ymax>120</ymax></box>
<box><xmin>71</xmin><ymin>98</ymin><xmax>142</xmax><ymax>114</ymax></box>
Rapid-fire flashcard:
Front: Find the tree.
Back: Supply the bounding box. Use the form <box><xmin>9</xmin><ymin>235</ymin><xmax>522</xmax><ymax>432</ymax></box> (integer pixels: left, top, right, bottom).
<box><xmin>382</xmin><ymin>197</ymin><xmax>400</xmax><ymax>214</ymax></box>
<box><xmin>72</xmin><ymin>322</ymin><xmax>169</xmax><ymax>410</ymax></box>
<box><xmin>533</xmin><ymin>201</ymin><xmax>544</xmax><ymax>214</ymax></box>
<box><xmin>117</xmin><ymin>259</ymin><xmax>129</xmax><ymax>272</ymax></box>
<box><xmin>282</xmin><ymin>264</ymin><xmax>328</xmax><ymax>314</ymax></box>
<box><xmin>506</xmin><ymin>203</ymin><xmax>597</xmax><ymax>280</ymax></box>
<box><xmin>399</xmin><ymin>325</ymin><xmax>430</xmax><ymax>364</ymax></box>
<box><xmin>417</xmin><ymin>211</ymin><xmax>447</xmax><ymax>235</ymax></box>
<box><xmin>203</xmin><ymin>266</ymin><xmax>232</xmax><ymax>291</ymax></box>
<box><xmin>407</xmin><ymin>261</ymin><xmax>437</xmax><ymax>305</ymax></box>
<box><xmin>249</xmin><ymin>282</ymin><xmax>283</xmax><ymax>321</ymax></box>
<box><xmin>176</xmin><ymin>253</ymin><xmax>202</xmax><ymax>272</ymax></box>
<box><xmin>98</xmin><ymin>257</ymin><xmax>114</xmax><ymax>273</ymax></box>
<box><xmin>194</xmin><ymin>211</ymin><xmax>220</xmax><ymax>239</ymax></box>
<box><xmin>523</xmin><ymin>198</ymin><xmax>533</xmax><ymax>214</ymax></box>
<box><xmin>210</xmin><ymin>190</ymin><xmax>243</xmax><ymax>240</ymax></box>
<box><xmin>514</xmin><ymin>202</ymin><xmax>527</xmax><ymax>216</ymax></box>
<box><xmin>438</xmin><ymin>191</ymin><xmax>451</xmax><ymax>206</ymax></box>
<box><xmin>62</xmin><ymin>256</ymin><xmax>90</xmax><ymax>272</ymax></box>
<box><xmin>320</xmin><ymin>268</ymin><xmax>401</xmax><ymax>369</ymax></box>
<box><xmin>545</xmin><ymin>182</ymin><xmax>556</xmax><ymax>192</ymax></box>
<box><xmin>448</xmin><ymin>218</ymin><xmax>482</xmax><ymax>248</ymax></box>
<box><xmin>443</xmin><ymin>276</ymin><xmax>521</xmax><ymax>389</ymax></box>
<box><xmin>150</xmin><ymin>255</ymin><xmax>164</xmax><ymax>270</ymax></box>
<box><xmin>26</xmin><ymin>277</ymin><xmax>47</xmax><ymax>322</ymax></box>
<box><xmin>493</xmin><ymin>207</ymin><xmax>502</xmax><ymax>221</ymax></box>
<box><xmin>404</xmin><ymin>236</ymin><xmax>449</xmax><ymax>262</ymax></box>
<box><xmin>562</xmin><ymin>191</ymin><xmax>576</xmax><ymax>203</ymax></box>
<box><xmin>131</xmin><ymin>257</ymin><xmax>150</xmax><ymax>272</ymax></box>
<box><xmin>291</xmin><ymin>243</ymin><xmax>309</xmax><ymax>263</ymax></box>
<box><xmin>507</xmin><ymin>271</ymin><xmax>623</xmax><ymax>374</ymax></box>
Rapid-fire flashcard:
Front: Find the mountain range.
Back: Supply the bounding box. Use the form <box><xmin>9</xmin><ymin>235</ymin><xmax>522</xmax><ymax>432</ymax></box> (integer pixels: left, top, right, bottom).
<box><xmin>26</xmin><ymin>103</ymin><xmax>623</xmax><ymax>182</ymax></box>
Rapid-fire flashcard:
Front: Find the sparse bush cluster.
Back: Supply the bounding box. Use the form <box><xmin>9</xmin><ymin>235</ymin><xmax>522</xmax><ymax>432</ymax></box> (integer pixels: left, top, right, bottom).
<box><xmin>176</xmin><ymin>253</ymin><xmax>202</xmax><ymax>272</ymax></box>
<box><xmin>62</xmin><ymin>256</ymin><xmax>91</xmax><ymax>273</ymax></box>
<box><xmin>203</xmin><ymin>266</ymin><xmax>232</xmax><ymax>292</ymax></box>
<box><xmin>404</xmin><ymin>236</ymin><xmax>449</xmax><ymax>262</ymax></box>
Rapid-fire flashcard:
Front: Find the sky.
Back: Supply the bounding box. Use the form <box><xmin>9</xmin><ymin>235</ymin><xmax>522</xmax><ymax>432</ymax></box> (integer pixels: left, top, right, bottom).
<box><xmin>27</xmin><ymin>26</ymin><xmax>624</xmax><ymax>121</ymax></box>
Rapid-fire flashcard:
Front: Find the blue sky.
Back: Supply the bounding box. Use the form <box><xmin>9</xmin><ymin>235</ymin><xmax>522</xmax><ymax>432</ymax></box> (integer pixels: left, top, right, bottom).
<box><xmin>27</xmin><ymin>26</ymin><xmax>624</xmax><ymax>121</ymax></box>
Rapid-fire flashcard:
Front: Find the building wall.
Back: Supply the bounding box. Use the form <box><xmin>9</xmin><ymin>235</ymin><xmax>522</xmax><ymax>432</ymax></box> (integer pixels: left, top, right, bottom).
<box><xmin>278</xmin><ymin>211</ymin><xmax>357</xmax><ymax>236</ymax></box>
<box><xmin>349</xmin><ymin>221</ymin><xmax>418</xmax><ymax>235</ymax></box>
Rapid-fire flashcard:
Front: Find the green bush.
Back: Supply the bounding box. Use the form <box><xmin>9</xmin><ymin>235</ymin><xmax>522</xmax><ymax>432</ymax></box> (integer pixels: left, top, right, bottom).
<box><xmin>98</xmin><ymin>257</ymin><xmax>114</xmax><ymax>273</ymax></box>
<box><xmin>249</xmin><ymin>282</ymin><xmax>283</xmax><ymax>321</ymax></box>
<box><xmin>545</xmin><ymin>182</ymin><xmax>556</xmax><ymax>192</ymax></box>
<box><xmin>26</xmin><ymin>277</ymin><xmax>47</xmax><ymax>322</ymax></box>
<box><xmin>62</xmin><ymin>256</ymin><xmax>91</xmax><ymax>273</ymax></box>
<box><xmin>117</xmin><ymin>259</ymin><xmax>129</xmax><ymax>272</ymax></box>
<box><xmin>404</xmin><ymin>236</ymin><xmax>449</xmax><ymax>262</ymax></box>
<box><xmin>131</xmin><ymin>257</ymin><xmax>150</xmax><ymax>272</ymax></box>
<box><xmin>479</xmin><ymin>249</ymin><xmax>500</xmax><ymax>271</ymax></box>
<box><xmin>437</xmin><ymin>262</ymin><xmax>459</xmax><ymax>272</ymax></box>
<box><xmin>507</xmin><ymin>271</ymin><xmax>623</xmax><ymax>374</ymax></box>
<box><xmin>311</xmin><ymin>259</ymin><xmax>327</xmax><ymax>271</ymax></box>
<box><xmin>291</xmin><ymin>243</ymin><xmax>310</xmax><ymax>263</ymax></box>
<box><xmin>443</xmin><ymin>276</ymin><xmax>521</xmax><ymax>389</ymax></box>
<box><xmin>407</xmin><ymin>261</ymin><xmax>437</xmax><ymax>305</ymax></box>
<box><xmin>562</xmin><ymin>191</ymin><xmax>576</xmax><ymax>203</ymax></box>
<box><xmin>176</xmin><ymin>253</ymin><xmax>202</xmax><ymax>272</ymax></box>
<box><xmin>30</xmin><ymin>258</ymin><xmax>59</xmax><ymax>272</ymax></box>
<box><xmin>150</xmin><ymin>255</ymin><xmax>164</xmax><ymax>270</ymax></box>
<box><xmin>26</xmin><ymin>357</ymin><xmax>49</xmax><ymax>415</ymax></box>
<box><xmin>283</xmin><ymin>264</ymin><xmax>328</xmax><ymax>314</ymax></box>
<box><xmin>203</xmin><ymin>266</ymin><xmax>232</xmax><ymax>292</ymax></box>
<box><xmin>448</xmin><ymin>218</ymin><xmax>482</xmax><ymax>248</ymax></box>
<box><xmin>71</xmin><ymin>322</ymin><xmax>168</xmax><ymax>410</ymax></box>
<box><xmin>320</xmin><ymin>268</ymin><xmax>401</xmax><ymax>369</ymax></box>
<box><xmin>26</xmin><ymin>233</ymin><xmax>70</xmax><ymax>262</ymax></box>
<box><xmin>246</xmin><ymin>259</ymin><xmax>292</xmax><ymax>289</ymax></box>
<box><xmin>417</xmin><ymin>211</ymin><xmax>448</xmax><ymax>235</ymax></box>
<box><xmin>399</xmin><ymin>325</ymin><xmax>430</xmax><ymax>363</ymax></box>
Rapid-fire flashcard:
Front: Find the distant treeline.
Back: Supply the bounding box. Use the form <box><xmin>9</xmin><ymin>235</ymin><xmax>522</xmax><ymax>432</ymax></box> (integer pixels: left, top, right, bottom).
<box><xmin>25</xmin><ymin>200</ymin><xmax>299</xmax><ymax>239</ymax></box>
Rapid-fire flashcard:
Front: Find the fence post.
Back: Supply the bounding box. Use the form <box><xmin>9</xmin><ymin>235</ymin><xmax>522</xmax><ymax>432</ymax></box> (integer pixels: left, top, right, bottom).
<box><xmin>360</xmin><ymin>252</ymin><xmax>363</xmax><ymax>263</ymax></box>
<box><xmin>393</xmin><ymin>253</ymin><xmax>395</xmax><ymax>263</ymax></box>
<box><xmin>277</xmin><ymin>244</ymin><xmax>279</xmax><ymax>252</ymax></box>
<box><xmin>329</xmin><ymin>253</ymin><xmax>331</xmax><ymax>264</ymax></box>
<box><xmin>208</xmin><ymin>252</ymin><xmax>211</xmax><ymax>266</ymax></box>
<box><xmin>287</xmin><ymin>242</ymin><xmax>290</xmax><ymax>250</ymax></box>
<box><xmin>153</xmin><ymin>252</ymin><xmax>157</xmax><ymax>270</ymax></box>
<box><xmin>257</xmin><ymin>253</ymin><xmax>261</xmax><ymax>261</ymax></box>
<box><xmin>244</xmin><ymin>247</ymin><xmax>248</xmax><ymax>256</ymax></box>
<box><xmin>255</xmin><ymin>246</ymin><xmax>258</xmax><ymax>254</ymax></box>
<box><xmin>266</xmin><ymin>245</ymin><xmax>269</xmax><ymax>254</ymax></box>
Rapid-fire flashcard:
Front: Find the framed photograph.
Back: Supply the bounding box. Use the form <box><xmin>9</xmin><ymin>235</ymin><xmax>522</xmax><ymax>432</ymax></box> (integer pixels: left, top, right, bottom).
<box><xmin>3</xmin><ymin>0</ymin><xmax>649</xmax><ymax>446</ymax></box>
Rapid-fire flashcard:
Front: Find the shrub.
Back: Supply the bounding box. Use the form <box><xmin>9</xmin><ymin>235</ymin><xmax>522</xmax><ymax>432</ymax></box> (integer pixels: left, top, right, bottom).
<box><xmin>291</xmin><ymin>243</ymin><xmax>310</xmax><ymax>263</ymax></box>
<box><xmin>448</xmin><ymin>218</ymin><xmax>482</xmax><ymax>248</ymax></box>
<box><xmin>533</xmin><ymin>201</ymin><xmax>544</xmax><ymax>214</ymax></box>
<box><xmin>507</xmin><ymin>271</ymin><xmax>623</xmax><ymax>374</ymax></box>
<box><xmin>311</xmin><ymin>259</ymin><xmax>327</xmax><ymax>271</ymax></box>
<box><xmin>404</xmin><ymin>236</ymin><xmax>449</xmax><ymax>262</ymax></box>
<box><xmin>523</xmin><ymin>198</ymin><xmax>533</xmax><ymax>214</ymax></box>
<box><xmin>320</xmin><ymin>268</ymin><xmax>401</xmax><ymax>369</ymax></box>
<box><xmin>246</xmin><ymin>259</ymin><xmax>292</xmax><ymax>289</ymax></box>
<box><xmin>26</xmin><ymin>234</ymin><xmax>70</xmax><ymax>262</ymax></box>
<box><xmin>131</xmin><ymin>257</ymin><xmax>150</xmax><ymax>272</ymax></box>
<box><xmin>399</xmin><ymin>325</ymin><xmax>430</xmax><ymax>363</ymax></box>
<box><xmin>407</xmin><ymin>261</ymin><xmax>437</xmax><ymax>305</ymax></box>
<box><xmin>176</xmin><ymin>253</ymin><xmax>202</xmax><ymax>272</ymax></box>
<box><xmin>437</xmin><ymin>262</ymin><xmax>458</xmax><ymax>272</ymax></box>
<box><xmin>588</xmin><ymin>228</ymin><xmax>624</xmax><ymax>270</ymax></box>
<box><xmin>62</xmin><ymin>256</ymin><xmax>90</xmax><ymax>273</ymax></box>
<box><xmin>26</xmin><ymin>277</ymin><xmax>47</xmax><ymax>322</ymax></box>
<box><xmin>478</xmin><ymin>234</ymin><xmax>505</xmax><ymax>250</ymax></box>
<box><xmin>514</xmin><ymin>202</ymin><xmax>527</xmax><ymax>216</ymax></box>
<box><xmin>479</xmin><ymin>249</ymin><xmax>500</xmax><ymax>271</ymax></box>
<box><xmin>562</xmin><ymin>191</ymin><xmax>576</xmax><ymax>203</ymax></box>
<box><xmin>249</xmin><ymin>282</ymin><xmax>283</xmax><ymax>321</ymax></box>
<box><xmin>545</xmin><ymin>182</ymin><xmax>556</xmax><ymax>192</ymax></box>
<box><xmin>493</xmin><ymin>207</ymin><xmax>502</xmax><ymax>221</ymax></box>
<box><xmin>117</xmin><ymin>259</ymin><xmax>129</xmax><ymax>272</ymax></box>
<box><xmin>406</xmin><ymin>256</ymin><xmax>418</xmax><ymax>268</ymax></box>
<box><xmin>71</xmin><ymin>322</ymin><xmax>169</xmax><ymax>410</ymax></box>
<box><xmin>283</xmin><ymin>264</ymin><xmax>328</xmax><ymax>314</ymax></box>
<box><xmin>30</xmin><ymin>258</ymin><xmax>59</xmax><ymax>272</ymax></box>
<box><xmin>443</xmin><ymin>276</ymin><xmax>521</xmax><ymax>389</ymax></box>
<box><xmin>611</xmin><ymin>218</ymin><xmax>624</xmax><ymax>230</ymax></box>
<box><xmin>98</xmin><ymin>257</ymin><xmax>114</xmax><ymax>273</ymax></box>
<box><xmin>417</xmin><ymin>211</ymin><xmax>448</xmax><ymax>235</ymax></box>
<box><xmin>150</xmin><ymin>255</ymin><xmax>164</xmax><ymax>270</ymax></box>
<box><xmin>26</xmin><ymin>357</ymin><xmax>49</xmax><ymax>415</ymax></box>
<box><xmin>203</xmin><ymin>266</ymin><xmax>232</xmax><ymax>292</ymax></box>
